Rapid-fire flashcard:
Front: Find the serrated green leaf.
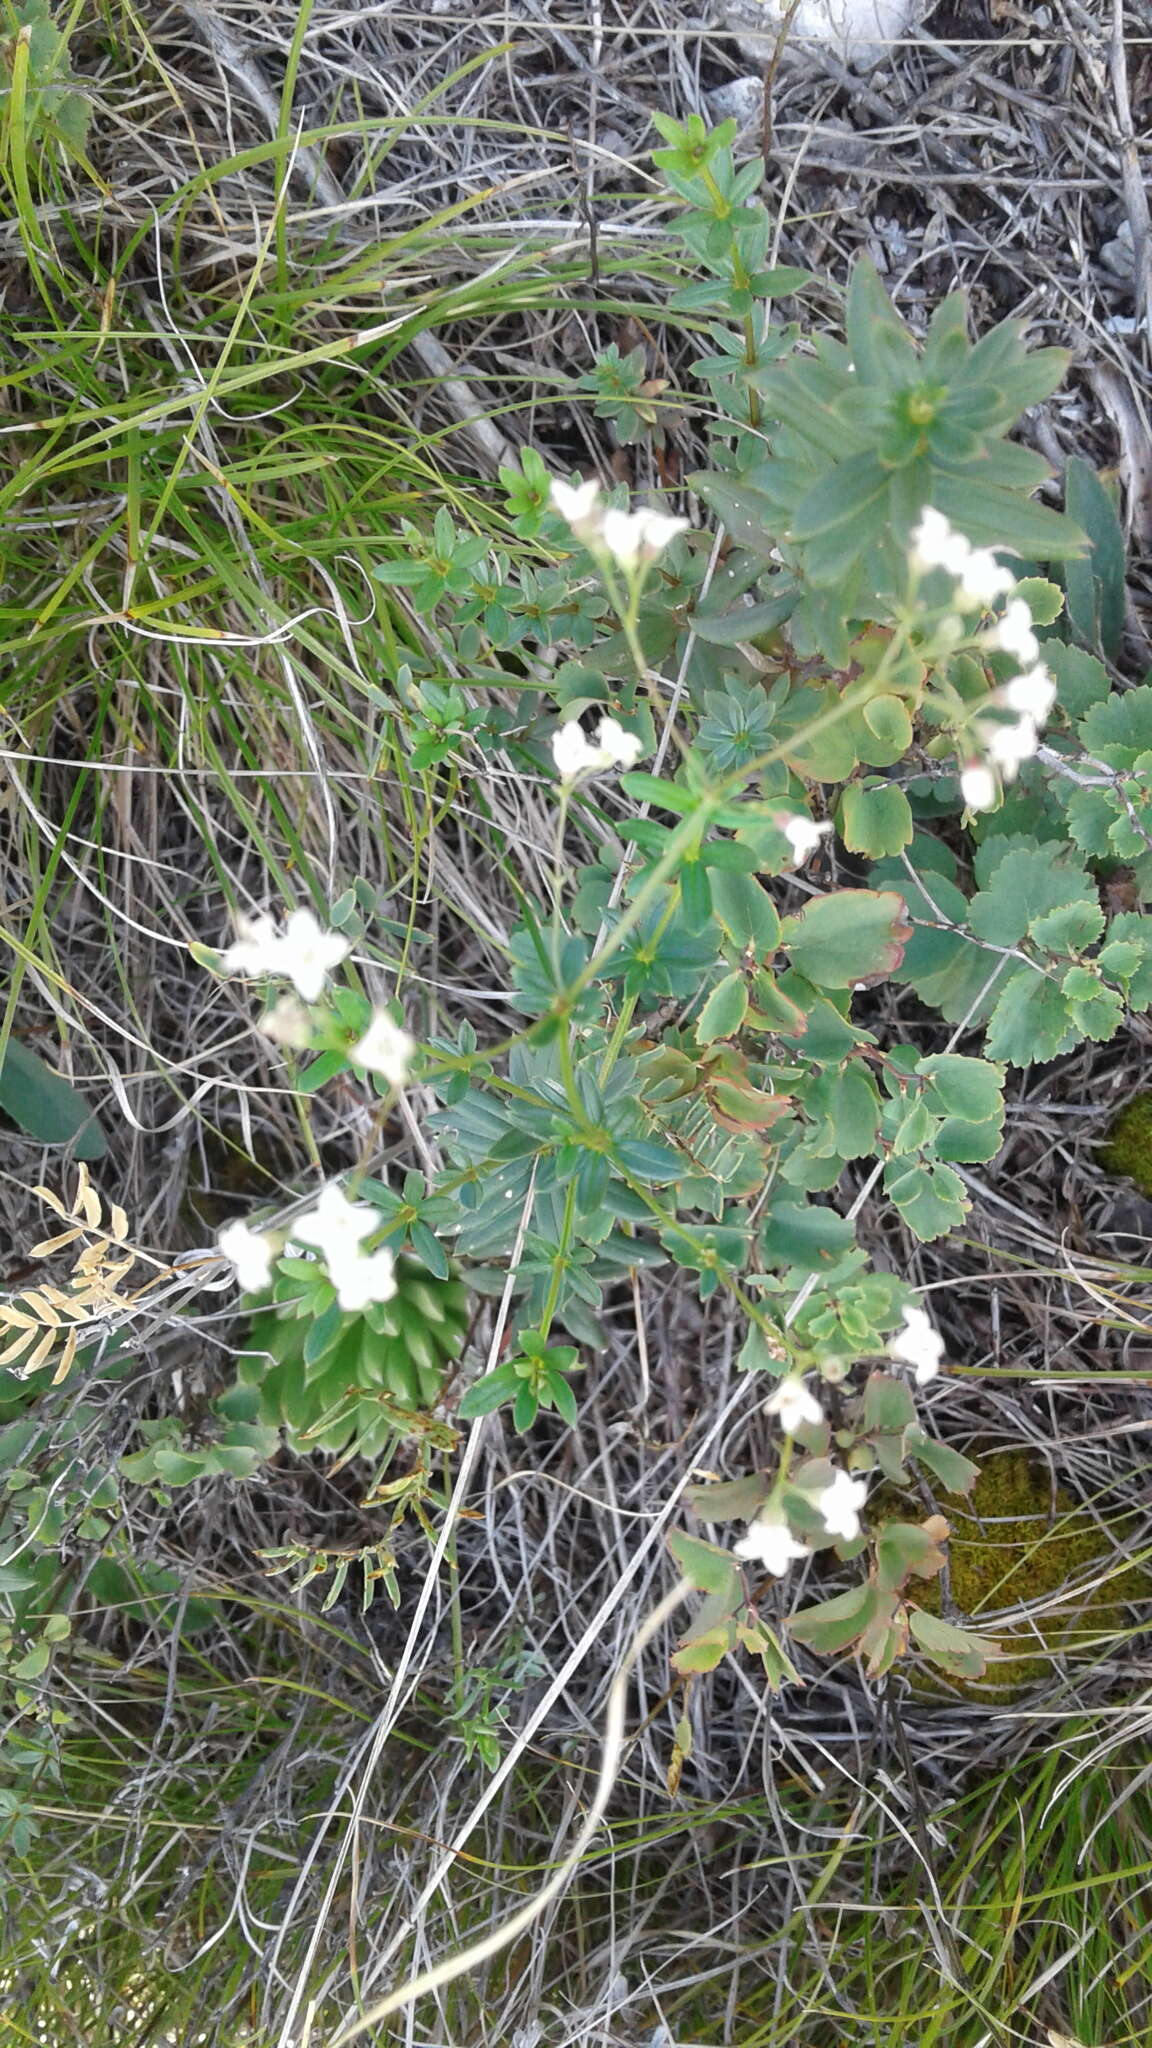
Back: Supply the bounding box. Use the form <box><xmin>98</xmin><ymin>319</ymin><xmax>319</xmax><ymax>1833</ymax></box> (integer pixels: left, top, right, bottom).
<box><xmin>1028</xmin><ymin>899</ymin><xmax>1105</xmax><ymax>952</ymax></box>
<box><xmin>908</xmin><ymin>1605</ymin><xmax>998</xmax><ymax>1678</ymax></box>
<box><xmin>1061</xmin><ymin>965</ymin><xmax>1125</xmax><ymax>1041</ymax></box>
<box><xmin>984</xmin><ymin>970</ymin><xmax>1074</xmax><ymax>1065</ymax></box>
<box><xmin>884</xmin><ymin>1159</ymin><xmax>968</xmax><ymax>1240</ymax></box>
<box><xmin>829</xmin><ymin>1062</ymin><xmax>880</xmax><ymax>1159</ymax></box>
<box><xmin>933</xmin><ymin>1113</ymin><xmax>1004</xmax><ymax>1163</ymax></box>
<box><xmin>1079</xmin><ymin>685</ymin><xmax>1152</xmax><ymax>768</ymax></box>
<box><xmin>967</xmin><ymin>846</ymin><xmax>1094</xmax><ymax>947</ymax></box>
<box><xmin>916</xmin><ymin>1053</ymin><xmax>1004</xmax><ymax>1123</ymax></box>
<box><xmin>838</xmin><ymin>780</ymin><xmax>914</xmax><ymax>858</ymax></box>
<box><xmin>667</xmin><ymin>1528</ymin><xmax>741</xmax><ymax>1598</ymax></box>
<box><xmin>1045</xmin><ymin>641</ymin><xmax>1111</xmax><ymax>721</ymax></box>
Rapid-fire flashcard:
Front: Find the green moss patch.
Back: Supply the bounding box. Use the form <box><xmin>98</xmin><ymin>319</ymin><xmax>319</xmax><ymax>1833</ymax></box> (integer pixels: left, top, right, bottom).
<box><xmin>914</xmin><ymin>1450</ymin><xmax>1151</xmax><ymax>1698</ymax></box>
<box><xmin>1099</xmin><ymin>1090</ymin><xmax>1152</xmax><ymax>1197</ymax></box>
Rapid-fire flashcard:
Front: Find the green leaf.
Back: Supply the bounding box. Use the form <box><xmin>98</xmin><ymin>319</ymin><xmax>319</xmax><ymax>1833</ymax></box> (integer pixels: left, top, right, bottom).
<box><xmin>1079</xmin><ymin>685</ymin><xmax>1152</xmax><ymax>768</ymax></box>
<box><xmin>667</xmin><ymin>1529</ymin><xmax>741</xmax><ymax>1599</ymax></box>
<box><xmin>875</xmin><ymin>1519</ymin><xmax>949</xmax><ymax>1593</ymax></box>
<box><xmin>1063</xmin><ymin>457</ymin><xmax>1126</xmax><ymax>660</ymax></box>
<box><xmin>710</xmin><ymin>869</ymin><xmax>781</xmax><ymax>956</ymax></box>
<box><xmin>1045</xmin><ymin>641</ymin><xmax>1111</xmax><ymax>721</ymax></box>
<box><xmin>692</xmin><ymin>598</ymin><xmax>796</xmax><ymax>645</ymax></box>
<box><xmin>916</xmin><ymin>1054</ymin><xmax>1004</xmax><ymax>1123</ymax></box>
<box><xmin>671</xmin><ymin>1623</ymin><xmax>734</xmax><ymax>1675</ymax></box>
<box><xmin>884</xmin><ymin>1159</ymin><xmax>968</xmax><ymax>1241</ymax></box>
<box><xmin>933</xmin><ymin>1114</ymin><xmax>1004</xmax><ymax>1163</ymax></box>
<box><xmin>761</xmin><ymin>1200</ymin><xmax>855</xmax><ymax>1272</ymax></box>
<box><xmin>789</xmin><ymin>1580</ymin><xmax>883</xmax><ymax>1655</ymax></box>
<box><xmin>967</xmin><ymin>846</ymin><xmax>1095</xmax><ymax>947</ymax></box>
<box><xmin>908</xmin><ymin>1606</ymin><xmax>997</xmax><ymax>1679</ymax></box>
<box><xmin>0</xmin><ymin>1037</ymin><xmax>106</xmax><ymax>1158</ymax></box>
<box><xmin>984</xmin><ymin>970</ymin><xmax>1074</xmax><ymax>1066</ymax></box>
<box><xmin>861</xmin><ymin>694</ymin><xmax>913</xmax><ymax>762</ymax></box>
<box><xmin>906</xmin><ymin>1428</ymin><xmax>980</xmax><ymax>1495</ymax></box>
<box><xmin>863</xmin><ymin>1371</ymin><xmax>917</xmax><ymax>1433</ymax></box>
<box><xmin>1028</xmin><ymin>899</ymin><xmax>1105</xmax><ymax>952</ymax></box>
<box><xmin>828</xmin><ymin>1063</ymin><xmax>880</xmax><ymax>1159</ymax></box>
<box><xmin>838</xmin><ymin>780</ymin><xmax>914</xmax><ymax>859</ymax></box>
<box><xmin>696</xmin><ymin>971</ymin><xmax>749</xmax><ymax>1045</ymax></box>
<box><xmin>783</xmin><ymin>890</ymin><xmax>911</xmax><ymax>989</ymax></box>
<box><xmin>1012</xmin><ymin>577</ymin><xmax>1064</xmax><ymax>626</ymax></box>
<box><xmin>931</xmin><ymin>476</ymin><xmax>1086</xmax><ymax>561</ymax></box>
<box><xmin>1061</xmin><ymin>965</ymin><xmax>1125</xmax><ymax>1041</ymax></box>
<box><xmin>458</xmin><ymin>1362</ymin><xmax>523</xmax><ymax>1419</ymax></box>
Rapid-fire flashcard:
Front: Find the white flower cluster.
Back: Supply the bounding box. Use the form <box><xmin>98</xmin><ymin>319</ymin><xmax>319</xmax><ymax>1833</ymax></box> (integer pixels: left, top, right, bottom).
<box><xmin>910</xmin><ymin>506</ymin><xmax>1016</xmax><ymax>609</ymax></box>
<box><xmin>550</xmin><ymin>478</ymin><xmax>690</xmax><ymax>570</ymax></box>
<box><xmin>909</xmin><ymin>507</ymin><xmax>1057</xmax><ymax>812</ymax></box>
<box><xmin>886</xmin><ymin>1303</ymin><xmax>945</xmax><ymax>1385</ymax></box>
<box><xmin>293</xmin><ymin>1183</ymin><xmax>398</xmax><ymax>1312</ymax></box>
<box><xmin>217</xmin><ymin>1183</ymin><xmax>398</xmax><ymax>1313</ymax></box>
<box><xmin>221</xmin><ymin>909</ymin><xmax>350</xmax><ymax>1003</ymax></box>
<box><xmin>732</xmin><ymin>1467</ymin><xmax>869</xmax><ymax>1579</ymax></box>
<box><xmin>552</xmin><ymin>714</ymin><xmax>644</xmax><ymax>782</ymax></box>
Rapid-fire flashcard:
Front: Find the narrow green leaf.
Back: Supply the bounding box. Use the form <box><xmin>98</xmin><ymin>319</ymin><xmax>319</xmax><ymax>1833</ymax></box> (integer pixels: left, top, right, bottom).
<box><xmin>0</xmin><ymin>1038</ymin><xmax>106</xmax><ymax>1158</ymax></box>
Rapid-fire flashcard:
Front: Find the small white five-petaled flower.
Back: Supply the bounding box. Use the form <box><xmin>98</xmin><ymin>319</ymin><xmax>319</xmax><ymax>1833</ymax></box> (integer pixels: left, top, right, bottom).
<box><xmin>551</xmin><ymin>715</ymin><xmax>644</xmax><ymax>782</ymax></box>
<box><xmin>886</xmin><ymin>1304</ymin><xmax>945</xmax><ymax>1385</ymax></box>
<box><xmin>217</xmin><ymin>1219</ymin><xmax>275</xmax><ymax>1293</ymax></box>
<box><xmin>549</xmin><ymin>478</ymin><xmax>689</xmax><ymax>569</ymax></box>
<box><xmin>292</xmin><ymin>1182</ymin><xmax>398</xmax><ymax>1312</ymax></box>
<box><xmin>1002</xmin><ymin>664</ymin><xmax>1057</xmax><ymax>723</ymax></box>
<box><xmin>779</xmin><ymin>813</ymin><xmax>832</xmax><ymax>864</ymax></box>
<box><xmin>221</xmin><ymin>909</ymin><xmax>351</xmax><ymax>1004</ymax></box>
<box><xmin>764</xmin><ymin>1376</ymin><xmax>824</xmax><ymax>1434</ymax></box>
<box><xmin>351</xmin><ymin>1010</ymin><xmax>415</xmax><ymax>1087</ymax></box>
<box><xmin>733</xmin><ymin>1511</ymin><xmax>813</xmax><ymax>1577</ymax></box>
<box><xmin>814</xmin><ymin>1469</ymin><xmax>869</xmax><ymax>1543</ymax></box>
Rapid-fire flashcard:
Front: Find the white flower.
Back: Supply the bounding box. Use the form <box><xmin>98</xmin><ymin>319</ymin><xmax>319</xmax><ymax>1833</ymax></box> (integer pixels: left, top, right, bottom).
<box><xmin>600</xmin><ymin>505</ymin><xmax>689</xmax><ymax>569</ymax></box>
<box><xmin>1002</xmin><ymin>663</ymin><xmax>1056</xmax><ymax>723</ymax></box>
<box><xmin>595</xmin><ymin>716</ymin><xmax>644</xmax><ymax>768</ymax></box>
<box><xmin>960</xmin><ymin>763</ymin><xmax>998</xmax><ymax>812</ymax></box>
<box><xmin>733</xmin><ymin>1511</ymin><xmax>813</xmax><ymax>1577</ymax></box>
<box><xmin>292</xmin><ymin>1184</ymin><xmax>397</xmax><ymax>1311</ymax></box>
<box><xmin>351</xmin><ymin>1010</ymin><xmax>415</xmax><ymax>1087</ymax></box>
<box><xmin>983</xmin><ymin>713</ymin><xmax>1039</xmax><ymax>776</ymax></box>
<box><xmin>780</xmin><ymin>813</ymin><xmax>832</xmax><ymax>863</ymax></box>
<box><xmin>956</xmin><ymin>547</ymin><xmax>1015</xmax><ymax>609</ymax></box>
<box><xmin>814</xmin><ymin>1469</ymin><xmax>869</xmax><ymax>1543</ymax></box>
<box><xmin>220</xmin><ymin>913</ymin><xmax>282</xmax><ymax>980</ymax></box>
<box><xmin>326</xmin><ymin>1244</ymin><xmax>397</xmax><ymax>1312</ymax></box>
<box><xmin>551</xmin><ymin>714</ymin><xmax>643</xmax><ymax>782</ymax></box>
<box><xmin>992</xmin><ymin>597</ymin><xmax>1040</xmax><ymax>666</ymax></box>
<box><xmin>218</xmin><ymin>1219</ymin><xmax>275</xmax><ymax>1293</ymax></box>
<box><xmin>292</xmin><ymin>1182</ymin><xmax>378</xmax><ymax>1262</ymax></box>
<box><xmin>764</xmin><ymin>1376</ymin><xmax>824</xmax><ymax>1434</ymax></box>
<box><xmin>550</xmin><ymin>475</ymin><xmax>603</xmax><ymax>541</ymax></box>
<box><xmin>259</xmin><ymin>994</ymin><xmax>315</xmax><ymax>1049</ymax></box>
<box><xmin>275</xmin><ymin>910</ymin><xmax>352</xmax><ymax>1002</ymax></box>
<box><xmin>887</xmin><ymin>1304</ymin><xmax>945</xmax><ymax>1385</ymax></box>
<box><xmin>220</xmin><ymin>909</ymin><xmax>350</xmax><ymax>1003</ymax></box>
<box><xmin>909</xmin><ymin>507</ymin><xmax>971</xmax><ymax>579</ymax></box>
